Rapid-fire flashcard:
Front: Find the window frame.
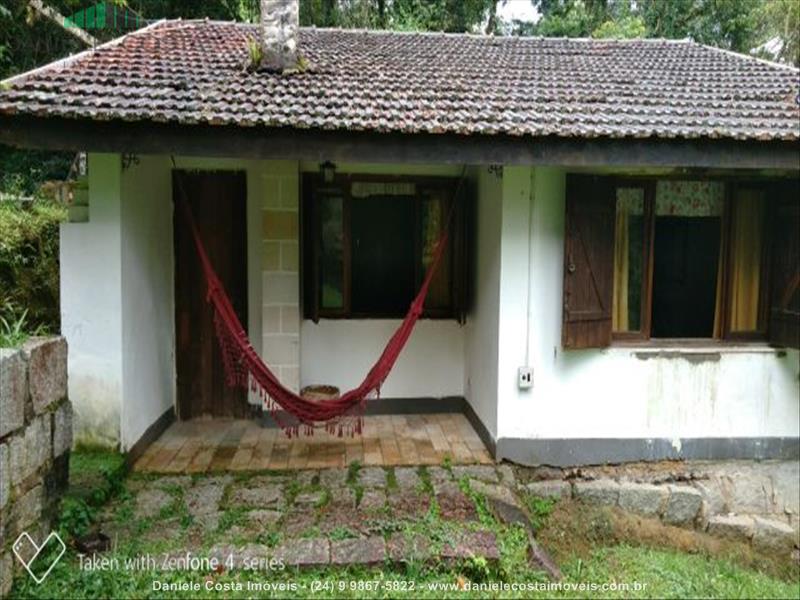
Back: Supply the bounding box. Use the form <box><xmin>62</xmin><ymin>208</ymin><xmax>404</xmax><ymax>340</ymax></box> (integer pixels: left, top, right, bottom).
<box><xmin>607</xmin><ymin>175</ymin><xmax>772</xmax><ymax>345</ymax></box>
<box><xmin>301</xmin><ymin>172</ymin><xmax>467</xmax><ymax>322</ymax></box>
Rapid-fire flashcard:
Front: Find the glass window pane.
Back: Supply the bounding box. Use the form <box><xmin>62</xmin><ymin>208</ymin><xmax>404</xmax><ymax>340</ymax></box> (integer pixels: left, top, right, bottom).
<box><xmin>613</xmin><ymin>188</ymin><xmax>645</xmax><ymax>333</ymax></box>
<box><xmin>728</xmin><ymin>189</ymin><xmax>765</xmax><ymax>332</ymax></box>
<box><xmin>319</xmin><ymin>195</ymin><xmax>344</xmax><ymax>309</ymax></box>
<box><xmin>421</xmin><ymin>189</ymin><xmax>451</xmax><ymax>310</ymax></box>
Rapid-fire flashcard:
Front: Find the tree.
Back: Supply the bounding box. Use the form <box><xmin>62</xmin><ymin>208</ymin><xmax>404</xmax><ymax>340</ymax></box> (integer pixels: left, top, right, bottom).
<box><xmin>757</xmin><ymin>0</ymin><xmax>800</xmax><ymax>65</ymax></box>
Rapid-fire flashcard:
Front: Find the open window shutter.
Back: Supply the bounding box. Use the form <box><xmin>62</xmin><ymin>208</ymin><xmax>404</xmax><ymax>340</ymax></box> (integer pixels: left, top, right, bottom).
<box><xmin>768</xmin><ymin>184</ymin><xmax>800</xmax><ymax>349</ymax></box>
<box><xmin>562</xmin><ymin>175</ymin><xmax>615</xmax><ymax>349</ymax></box>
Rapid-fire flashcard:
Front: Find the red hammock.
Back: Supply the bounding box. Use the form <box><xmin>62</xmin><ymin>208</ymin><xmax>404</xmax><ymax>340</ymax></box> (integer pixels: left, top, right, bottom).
<box><xmin>175</xmin><ymin>172</ymin><xmax>456</xmax><ymax>438</ymax></box>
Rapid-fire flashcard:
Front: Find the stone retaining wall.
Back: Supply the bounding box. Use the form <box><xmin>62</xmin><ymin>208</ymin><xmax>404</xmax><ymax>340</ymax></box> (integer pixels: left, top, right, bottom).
<box><xmin>0</xmin><ymin>337</ymin><xmax>72</xmax><ymax>597</ymax></box>
<box><xmin>521</xmin><ymin>460</ymin><xmax>800</xmax><ymax>554</ymax></box>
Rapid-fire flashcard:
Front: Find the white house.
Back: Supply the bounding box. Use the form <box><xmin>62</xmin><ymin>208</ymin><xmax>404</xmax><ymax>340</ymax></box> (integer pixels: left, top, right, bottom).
<box><xmin>1</xmin><ymin>6</ymin><xmax>798</xmax><ymax>466</ymax></box>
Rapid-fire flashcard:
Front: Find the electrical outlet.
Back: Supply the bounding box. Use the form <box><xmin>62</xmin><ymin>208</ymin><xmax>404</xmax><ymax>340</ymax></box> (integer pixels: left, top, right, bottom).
<box><xmin>518</xmin><ymin>366</ymin><xmax>533</xmax><ymax>389</ymax></box>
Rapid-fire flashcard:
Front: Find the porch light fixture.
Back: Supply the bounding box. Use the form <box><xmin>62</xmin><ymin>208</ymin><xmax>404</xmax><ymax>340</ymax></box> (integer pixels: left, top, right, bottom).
<box><xmin>320</xmin><ymin>161</ymin><xmax>336</xmax><ymax>183</ymax></box>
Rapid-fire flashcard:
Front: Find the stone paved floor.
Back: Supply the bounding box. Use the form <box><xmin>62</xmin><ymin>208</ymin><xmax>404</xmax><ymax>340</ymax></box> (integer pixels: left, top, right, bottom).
<box><xmin>98</xmin><ymin>464</ymin><xmax>519</xmax><ymax>569</ymax></box>
<box><xmin>134</xmin><ymin>414</ymin><xmax>492</xmax><ymax>473</ymax></box>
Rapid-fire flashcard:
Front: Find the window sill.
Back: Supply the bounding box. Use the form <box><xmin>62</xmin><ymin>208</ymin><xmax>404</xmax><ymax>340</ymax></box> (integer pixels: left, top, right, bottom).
<box><xmin>611</xmin><ymin>339</ymin><xmax>785</xmax><ymax>357</ymax></box>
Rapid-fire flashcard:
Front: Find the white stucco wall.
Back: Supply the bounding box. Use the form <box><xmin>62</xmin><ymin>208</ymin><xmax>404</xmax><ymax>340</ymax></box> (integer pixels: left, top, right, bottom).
<box><xmin>301</xmin><ymin>320</ymin><xmax>464</xmax><ymax>397</ymax></box>
<box><xmin>119</xmin><ymin>156</ymin><xmax>174</xmax><ymax>449</ymax></box>
<box><xmin>60</xmin><ymin>153</ymin><xmax>123</xmax><ymax>446</ymax></box>
<box><xmin>494</xmin><ymin>166</ymin><xmax>800</xmax><ymax>449</ymax></box>
<box><xmin>462</xmin><ymin>166</ymin><xmax>503</xmax><ymax>438</ymax></box>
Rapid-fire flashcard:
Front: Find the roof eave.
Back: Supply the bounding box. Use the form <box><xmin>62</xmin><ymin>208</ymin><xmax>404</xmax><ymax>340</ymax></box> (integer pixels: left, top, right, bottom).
<box><xmin>1</xmin><ymin>114</ymin><xmax>798</xmax><ymax>172</ymax></box>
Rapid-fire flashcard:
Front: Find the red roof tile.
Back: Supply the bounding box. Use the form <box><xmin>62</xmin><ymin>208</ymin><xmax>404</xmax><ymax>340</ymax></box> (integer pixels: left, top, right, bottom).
<box><xmin>1</xmin><ymin>19</ymin><xmax>798</xmax><ymax>141</ymax></box>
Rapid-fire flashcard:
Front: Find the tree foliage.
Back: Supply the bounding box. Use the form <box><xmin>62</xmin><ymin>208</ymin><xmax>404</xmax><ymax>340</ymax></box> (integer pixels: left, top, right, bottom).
<box><xmin>531</xmin><ymin>0</ymin><xmax>798</xmax><ymax>64</ymax></box>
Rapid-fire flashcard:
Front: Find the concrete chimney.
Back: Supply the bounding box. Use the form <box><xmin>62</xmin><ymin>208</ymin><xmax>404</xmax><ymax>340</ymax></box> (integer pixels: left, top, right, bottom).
<box><xmin>260</xmin><ymin>0</ymin><xmax>299</xmax><ymax>71</ymax></box>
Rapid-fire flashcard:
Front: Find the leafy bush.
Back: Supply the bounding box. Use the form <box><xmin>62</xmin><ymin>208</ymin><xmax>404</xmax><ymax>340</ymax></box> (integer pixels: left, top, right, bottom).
<box><xmin>0</xmin><ymin>199</ymin><xmax>65</xmax><ymax>337</ymax></box>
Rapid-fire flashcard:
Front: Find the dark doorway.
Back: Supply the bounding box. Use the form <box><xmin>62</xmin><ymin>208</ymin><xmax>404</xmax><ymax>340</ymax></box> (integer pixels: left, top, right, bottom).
<box><xmin>651</xmin><ymin>216</ymin><xmax>721</xmax><ymax>338</ymax></box>
<box><xmin>173</xmin><ymin>170</ymin><xmax>248</xmax><ymax>419</ymax></box>
<box><xmin>350</xmin><ymin>196</ymin><xmax>416</xmax><ymax>315</ymax></box>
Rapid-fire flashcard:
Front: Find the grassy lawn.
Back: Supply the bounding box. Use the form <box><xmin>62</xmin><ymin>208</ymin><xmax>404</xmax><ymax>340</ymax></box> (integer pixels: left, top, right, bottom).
<box><xmin>9</xmin><ymin>451</ymin><xmax>799</xmax><ymax>600</ymax></box>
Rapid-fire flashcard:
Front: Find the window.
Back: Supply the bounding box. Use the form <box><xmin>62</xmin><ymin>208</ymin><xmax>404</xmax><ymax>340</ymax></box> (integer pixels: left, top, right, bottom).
<box><xmin>303</xmin><ymin>174</ymin><xmax>468</xmax><ymax>321</ymax></box>
<box><xmin>563</xmin><ymin>175</ymin><xmax>800</xmax><ymax>349</ymax></box>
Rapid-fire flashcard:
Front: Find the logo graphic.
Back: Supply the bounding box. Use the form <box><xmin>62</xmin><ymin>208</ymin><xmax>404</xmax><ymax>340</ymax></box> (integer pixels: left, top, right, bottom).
<box><xmin>12</xmin><ymin>531</ymin><xmax>67</xmax><ymax>584</ymax></box>
<box><xmin>64</xmin><ymin>2</ymin><xmax>145</xmax><ymax>31</ymax></box>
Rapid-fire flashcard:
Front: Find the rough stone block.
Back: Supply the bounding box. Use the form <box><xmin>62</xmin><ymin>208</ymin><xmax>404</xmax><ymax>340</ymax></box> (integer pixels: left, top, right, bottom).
<box><xmin>134</xmin><ymin>488</ymin><xmax>173</xmax><ymax>519</ymax></box>
<box><xmin>393</xmin><ymin>467</ymin><xmax>421</xmax><ymax>490</ymax></box>
<box><xmin>0</xmin><ymin>443</ymin><xmax>8</xmax><ymax>512</ymax></box>
<box><xmin>663</xmin><ymin>485</ymin><xmax>703</xmax><ymax>526</ymax></box>
<box><xmin>470</xmin><ymin>480</ymin><xmax>522</xmax><ymax>508</ymax></box>
<box><xmin>0</xmin><ymin>550</ymin><xmax>12</xmax><ymax>598</ymax></box>
<box><xmin>452</xmin><ymin>465</ymin><xmax>499</xmax><ymax>483</ymax></box>
<box><xmin>23</xmin><ymin>337</ymin><xmax>67</xmax><ymax>415</ymax></box>
<box><xmin>51</xmin><ymin>402</ymin><xmax>73</xmax><ymax>458</ymax></box>
<box><xmin>359</xmin><ymin>467</ymin><xmax>387</xmax><ymax>489</ymax></box>
<box><xmin>0</xmin><ymin>349</ymin><xmax>26</xmax><ymax>439</ymax></box>
<box><xmin>230</xmin><ymin>483</ymin><xmax>284</xmax><ymax>509</ymax></box>
<box><xmin>706</xmin><ymin>514</ymin><xmax>755</xmax><ymax>541</ymax></box>
<box><xmin>11</xmin><ymin>484</ymin><xmax>43</xmax><ymax>535</ymax></box>
<box><xmin>8</xmin><ymin>435</ymin><xmax>24</xmax><ymax>486</ymax></box>
<box><xmin>497</xmin><ymin>465</ymin><xmax>516</xmax><ymax>486</ymax></box>
<box><xmin>319</xmin><ymin>468</ymin><xmax>347</xmax><ymax>488</ymax></box>
<box><xmin>574</xmin><ymin>479</ymin><xmax>620</xmax><ymax>506</ymax></box>
<box><xmin>24</xmin><ymin>415</ymin><xmax>51</xmax><ymax>478</ymax></box>
<box><xmin>524</xmin><ymin>480</ymin><xmax>571</xmax><ymax>499</ymax></box>
<box><xmin>618</xmin><ymin>482</ymin><xmax>668</xmax><ymax>517</ymax></box>
<box><xmin>331</xmin><ymin>536</ymin><xmax>386</xmax><ymax>566</ymax></box>
<box><xmin>387</xmin><ymin>533</ymin><xmax>431</xmax><ymax>562</ymax></box>
<box><xmin>185</xmin><ymin>481</ymin><xmax>225</xmax><ymax>518</ymax></box>
<box><xmin>273</xmin><ymin>537</ymin><xmax>329</xmax><ymax>568</ymax></box>
<box><xmin>752</xmin><ymin>516</ymin><xmax>798</xmax><ymax>552</ymax></box>
<box><xmin>441</xmin><ymin>531</ymin><xmax>500</xmax><ymax>562</ymax></box>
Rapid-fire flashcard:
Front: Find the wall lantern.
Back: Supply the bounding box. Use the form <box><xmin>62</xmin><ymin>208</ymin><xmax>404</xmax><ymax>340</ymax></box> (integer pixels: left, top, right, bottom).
<box><xmin>320</xmin><ymin>161</ymin><xmax>336</xmax><ymax>183</ymax></box>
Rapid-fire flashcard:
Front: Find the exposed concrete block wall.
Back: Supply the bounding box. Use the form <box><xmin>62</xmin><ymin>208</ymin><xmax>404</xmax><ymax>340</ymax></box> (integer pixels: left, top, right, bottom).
<box><xmin>261</xmin><ymin>161</ymin><xmax>301</xmax><ymax>392</ymax></box>
<box><xmin>0</xmin><ymin>337</ymin><xmax>72</xmax><ymax>598</ymax></box>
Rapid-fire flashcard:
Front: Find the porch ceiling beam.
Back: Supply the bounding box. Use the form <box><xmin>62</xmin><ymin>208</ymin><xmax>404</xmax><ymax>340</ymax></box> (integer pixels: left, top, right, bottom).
<box><xmin>1</xmin><ymin>115</ymin><xmax>798</xmax><ymax>171</ymax></box>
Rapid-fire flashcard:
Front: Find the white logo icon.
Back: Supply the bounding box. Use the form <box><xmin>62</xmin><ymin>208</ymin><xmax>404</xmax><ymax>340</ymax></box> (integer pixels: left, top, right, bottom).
<box><xmin>12</xmin><ymin>531</ymin><xmax>66</xmax><ymax>584</ymax></box>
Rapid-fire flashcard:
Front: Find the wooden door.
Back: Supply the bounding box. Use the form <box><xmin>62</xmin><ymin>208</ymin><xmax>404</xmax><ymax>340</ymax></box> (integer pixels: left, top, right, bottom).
<box><xmin>173</xmin><ymin>170</ymin><xmax>248</xmax><ymax>419</ymax></box>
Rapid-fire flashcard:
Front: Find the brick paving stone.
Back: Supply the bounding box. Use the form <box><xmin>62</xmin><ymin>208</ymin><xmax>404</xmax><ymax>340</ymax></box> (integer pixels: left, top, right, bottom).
<box><xmin>331</xmin><ymin>536</ymin><xmax>386</xmax><ymax>566</ymax></box>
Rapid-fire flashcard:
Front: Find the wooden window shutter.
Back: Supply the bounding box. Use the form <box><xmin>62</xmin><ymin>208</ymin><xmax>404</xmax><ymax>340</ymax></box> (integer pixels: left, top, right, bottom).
<box><xmin>562</xmin><ymin>175</ymin><xmax>615</xmax><ymax>349</ymax></box>
<box><xmin>768</xmin><ymin>183</ymin><xmax>800</xmax><ymax>349</ymax></box>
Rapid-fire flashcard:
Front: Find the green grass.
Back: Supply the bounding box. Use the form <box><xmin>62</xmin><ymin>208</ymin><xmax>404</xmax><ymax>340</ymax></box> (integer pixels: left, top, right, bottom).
<box><xmin>12</xmin><ymin>543</ymin><xmax>797</xmax><ymax>599</ymax></box>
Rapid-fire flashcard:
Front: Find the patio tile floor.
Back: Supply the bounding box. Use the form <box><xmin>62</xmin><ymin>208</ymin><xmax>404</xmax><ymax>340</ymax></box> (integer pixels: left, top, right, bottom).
<box><xmin>133</xmin><ymin>413</ymin><xmax>492</xmax><ymax>473</ymax></box>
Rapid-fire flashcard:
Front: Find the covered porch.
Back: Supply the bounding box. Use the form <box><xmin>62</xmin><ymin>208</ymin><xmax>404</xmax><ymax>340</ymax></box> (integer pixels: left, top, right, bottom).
<box><xmin>133</xmin><ymin>413</ymin><xmax>492</xmax><ymax>473</ymax></box>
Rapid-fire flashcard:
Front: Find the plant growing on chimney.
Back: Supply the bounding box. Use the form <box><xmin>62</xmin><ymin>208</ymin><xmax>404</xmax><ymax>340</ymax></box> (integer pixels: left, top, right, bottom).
<box><xmin>245</xmin><ymin>38</ymin><xmax>264</xmax><ymax>73</ymax></box>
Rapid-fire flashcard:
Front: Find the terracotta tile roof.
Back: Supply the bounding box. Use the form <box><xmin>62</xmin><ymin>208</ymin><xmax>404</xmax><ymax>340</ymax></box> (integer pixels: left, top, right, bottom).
<box><xmin>1</xmin><ymin>19</ymin><xmax>798</xmax><ymax>141</ymax></box>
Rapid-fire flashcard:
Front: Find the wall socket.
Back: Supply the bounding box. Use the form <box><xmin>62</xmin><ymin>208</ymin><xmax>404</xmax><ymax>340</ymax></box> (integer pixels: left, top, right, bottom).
<box><xmin>518</xmin><ymin>366</ymin><xmax>533</xmax><ymax>389</ymax></box>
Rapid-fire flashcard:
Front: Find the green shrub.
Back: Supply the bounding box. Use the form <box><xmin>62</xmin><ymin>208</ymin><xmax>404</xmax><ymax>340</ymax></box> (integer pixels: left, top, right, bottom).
<box><xmin>0</xmin><ymin>199</ymin><xmax>65</xmax><ymax>336</ymax></box>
